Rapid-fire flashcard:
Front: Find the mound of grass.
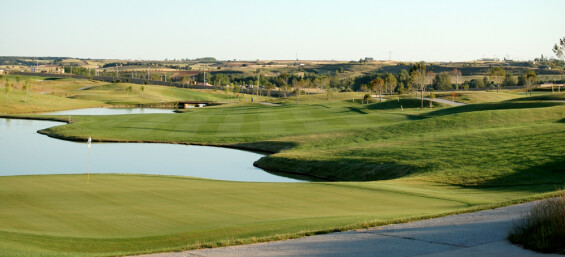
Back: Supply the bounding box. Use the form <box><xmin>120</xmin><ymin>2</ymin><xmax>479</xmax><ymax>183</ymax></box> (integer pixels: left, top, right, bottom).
<box><xmin>433</xmin><ymin>91</ymin><xmax>525</xmax><ymax>104</ymax></box>
<box><xmin>0</xmin><ymin>89</ymin><xmax>102</xmax><ymax>114</ymax></box>
<box><xmin>367</xmin><ymin>98</ymin><xmax>446</xmax><ymax>110</ymax></box>
<box><xmin>509</xmin><ymin>192</ymin><xmax>565</xmax><ymax>254</ymax></box>
<box><xmin>1</xmin><ymin>75</ymin><xmax>267</xmax><ymax>113</ymax></box>
<box><xmin>508</xmin><ymin>92</ymin><xmax>565</xmax><ymax>102</ymax></box>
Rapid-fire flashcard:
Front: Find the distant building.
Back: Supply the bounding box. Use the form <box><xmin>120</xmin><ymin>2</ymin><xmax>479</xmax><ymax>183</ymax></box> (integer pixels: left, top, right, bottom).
<box><xmin>479</xmin><ymin>58</ymin><xmax>500</xmax><ymax>62</ymax></box>
<box><xmin>365</xmin><ymin>57</ymin><xmax>374</xmax><ymax>61</ymax></box>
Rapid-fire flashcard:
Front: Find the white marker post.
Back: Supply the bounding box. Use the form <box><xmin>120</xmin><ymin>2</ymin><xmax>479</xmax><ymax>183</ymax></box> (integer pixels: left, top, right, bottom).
<box><xmin>87</xmin><ymin>137</ymin><xmax>91</xmax><ymax>184</ymax></box>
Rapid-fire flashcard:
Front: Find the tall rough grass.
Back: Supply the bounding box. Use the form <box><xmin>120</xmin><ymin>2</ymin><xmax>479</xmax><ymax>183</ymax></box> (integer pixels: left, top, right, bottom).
<box><xmin>509</xmin><ymin>191</ymin><xmax>565</xmax><ymax>254</ymax></box>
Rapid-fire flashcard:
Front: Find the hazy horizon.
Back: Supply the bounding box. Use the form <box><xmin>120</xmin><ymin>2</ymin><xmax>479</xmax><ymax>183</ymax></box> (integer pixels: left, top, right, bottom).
<box><xmin>1</xmin><ymin>0</ymin><xmax>564</xmax><ymax>62</ymax></box>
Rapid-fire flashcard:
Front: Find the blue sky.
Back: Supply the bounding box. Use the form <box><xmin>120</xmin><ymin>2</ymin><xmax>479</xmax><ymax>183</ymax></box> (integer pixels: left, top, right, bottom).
<box><xmin>1</xmin><ymin>0</ymin><xmax>564</xmax><ymax>61</ymax></box>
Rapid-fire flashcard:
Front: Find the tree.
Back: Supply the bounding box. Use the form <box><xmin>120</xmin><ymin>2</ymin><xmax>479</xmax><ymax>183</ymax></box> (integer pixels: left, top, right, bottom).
<box><xmin>397</xmin><ymin>82</ymin><xmax>406</xmax><ymax>95</ymax></box>
<box><xmin>483</xmin><ymin>76</ymin><xmax>490</xmax><ymax>88</ymax></box>
<box><xmin>502</xmin><ymin>73</ymin><xmax>516</xmax><ymax>87</ymax></box>
<box><xmin>409</xmin><ymin>62</ymin><xmax>427</xmax><ymax>109</ymax></box>
<box><xmin>384</xmin><ymin>73</ymin><xmax>397</xmax><ymax>98</ymax></box>
<box><xmin>15</xmin><ymin>76</ymin><xmax>21</xmax><ymax>89</ymax></box>
<box><xmin>553</xmin><ymin>37</ymin><xmax>565</xmax><ymax>60</ymax></box>
<box><xmin>280</xmin><ymin>83</ymin><xmax>289</xmax><ymax>99</ymax></box>
<box><xmin>363</xmin><ymin>93</ymin><xmax>371</xmax><ymax>104</ymax></box>
<box><xmin>196</xmin><ymin>72</ymin><xmax>208</xmax><ymax>84</ymax></box>
<box><xmin>370</xmin><ymin>78</ymin><xmax>385</xmax><ymax>102</ymax></box>
<box><xmin>181</xmin><ymin>76</ymin><xmax>190</xmax><ymax>86</ymax></box>
<box><xmin>398</xmin><ymin>69</ymin><xmax>410</xmax><ymax>91</ymax></box>
<box><xmin>426</xmin><ymin>71</ymin><xmax>436</xmax><ymax>91</ymax></box>
<box><xmin>523</xmin><ymin>70</ymin><xmax>538</xmax><ymax>96</ymax></box>
<box><xmin>232</xmin><ymin>85</ymin><xmax>241</xmax><ymax>102</ymax></box>
<box><xmin>22</xmin><ymin>81</ymin><xmax>30</xmax><ymax>105</ymax></box>
<box><xmin>326</xmin><ymin>86</ymin><xmax>336</xmax><ymax>102</ymax></box>
<box><xmin>265</xmin><ymin>82</ymin><xmax>275</xmax><ymax>99</ymax></box>
<box><xmin>489</xmin><ymin>67</ymin><xmax>506</xmax><ymax>92</ymax></box>
<box><xmin>451</xmin><ymin>68</ymin><xmax>462</xmax><ymax>91</ymax></box>
<box><xmin>433</xmin><ymin>72</ymin><xmax>452</xmax><ymax>91</ymax></box>
<box><xmin>450</xmin><ymin>91</ymin><xmax>458</xmax><ymax>101</ymax></box>
<box><xmin>5</xmin><ymin>83</ymin><xmax>12</xmax><ymax>104</ymax></box>
<box><xmin>293</xmin><ymin>87</ymin><xmax>301</xmax><ymax>103</ymax></box>
<box><xmin>552</xmin><ymin>37</ymin><xmax>564</xmax><ymax>92</ymax></box>
<box><xmin>469</xmin><ymin>78</ymin><xmax>485</xmax><ymax>88</ymax></box>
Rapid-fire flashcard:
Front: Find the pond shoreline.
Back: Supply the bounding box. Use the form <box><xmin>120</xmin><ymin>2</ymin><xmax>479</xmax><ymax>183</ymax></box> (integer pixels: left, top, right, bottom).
<box><xmin>0</xmin><ymin>114</ymin><xmax>326</xmax><ymax>182</ymax></box>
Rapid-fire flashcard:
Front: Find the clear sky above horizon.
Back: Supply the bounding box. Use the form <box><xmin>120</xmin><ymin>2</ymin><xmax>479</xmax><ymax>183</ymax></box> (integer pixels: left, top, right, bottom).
<box><xmin>1</xmin><ymin>0</ymin><xmax>564</xmax><ymax>62</ymax></box>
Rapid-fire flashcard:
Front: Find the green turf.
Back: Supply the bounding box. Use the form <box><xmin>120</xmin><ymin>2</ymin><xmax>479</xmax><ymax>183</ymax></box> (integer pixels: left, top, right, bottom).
<box><xmin>0</xmin><ymin>174</ymin><xmax>551</xmax><ymax>257</ymax></box>
<box><xmin>2</xmin><ymin>76</ymin><xmax>565</xmax><ymax>256</ymax></box>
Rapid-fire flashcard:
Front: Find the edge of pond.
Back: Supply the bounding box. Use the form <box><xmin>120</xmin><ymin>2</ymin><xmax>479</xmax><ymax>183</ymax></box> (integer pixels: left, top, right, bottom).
<box><xmin>0</xmin><ymin>114</ymin><xmax>333</xmax><ymax>182</ymax></box>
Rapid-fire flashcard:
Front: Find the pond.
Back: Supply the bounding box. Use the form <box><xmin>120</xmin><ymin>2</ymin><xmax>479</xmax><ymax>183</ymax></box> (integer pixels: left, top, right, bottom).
<box><xmin>0</xmin><ymin>110</ymin><xmax>301</xmax><ymax>182</ymax></box>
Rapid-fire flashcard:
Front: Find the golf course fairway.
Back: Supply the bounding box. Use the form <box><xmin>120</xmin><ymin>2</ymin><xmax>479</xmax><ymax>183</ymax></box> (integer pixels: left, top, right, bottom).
<box><xmin>0</xmin><ymin>174</ymin><xmax>550</xmax><ymax>257</ymax></box>
<box><xmin>1</xmin><ymin>79</ymin><xmax>564</xmax><ymax>256</ymax></box>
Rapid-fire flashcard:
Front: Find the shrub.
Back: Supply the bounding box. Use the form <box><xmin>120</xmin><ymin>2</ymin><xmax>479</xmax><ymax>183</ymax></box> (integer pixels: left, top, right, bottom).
<box><xmin>363</xmin><ymin>94</ymin><xmax>371</xmax><ymax>104</ymax></box>
<box><xmin>509</xmin><ymin>192</ymin><xmax>565</xmax><ymax>254</ymax></box>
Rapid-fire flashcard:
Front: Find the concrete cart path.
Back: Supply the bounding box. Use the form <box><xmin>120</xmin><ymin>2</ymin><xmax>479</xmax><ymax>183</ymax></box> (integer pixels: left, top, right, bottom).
<box><xmin>258</xmin><ymin>102</ymin><xmax>281</xmax><ymax>106</ymax></box>
<box><xmin>133</xmin><ymin>200</ymin><xmax>560</xmax><ymax>257</ymax></box>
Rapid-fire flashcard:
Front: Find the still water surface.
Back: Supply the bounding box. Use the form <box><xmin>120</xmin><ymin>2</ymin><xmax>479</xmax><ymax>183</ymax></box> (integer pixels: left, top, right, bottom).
<box><xmin>0</xmin><ymin>109</ymin><xmax>299</xmax><ymax>182</ymax></box>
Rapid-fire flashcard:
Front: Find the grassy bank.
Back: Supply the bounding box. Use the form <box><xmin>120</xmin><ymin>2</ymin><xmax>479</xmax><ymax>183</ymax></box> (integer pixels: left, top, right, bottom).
<box><xmin>0</xmin><ymin>76</ymin><xmax>263</xmax><ymax>114</ymax></box>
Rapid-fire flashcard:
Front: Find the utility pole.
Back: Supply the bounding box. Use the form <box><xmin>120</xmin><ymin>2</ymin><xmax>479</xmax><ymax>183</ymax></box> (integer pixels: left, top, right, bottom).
<box><xmin>147</xmin><ymin>68</ymin><xmax>149</xmax><ymax>80</ymax></box>
<box><xmin>116</xmin><ymin>64</ymin><xmax>119</xmax><ymax>78</ymax></box>
<box><xmin>204</xmin><ymin>72</ymin><xmax>206</xmax><ymax>85</ymax></box>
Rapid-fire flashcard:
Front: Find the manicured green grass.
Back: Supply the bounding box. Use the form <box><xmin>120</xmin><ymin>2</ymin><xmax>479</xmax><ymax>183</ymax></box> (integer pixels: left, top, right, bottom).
<box><xmin>0</xmin><ymin>174</ymin><xmax>550</xmax><ymax>257</ymax></box>
<box><xmin>35</xmin><ymin>101</ymin><xmax>418</xmax><ymax>145</ymax></box>
<box><xmin>2</xmin><ymin>76</ymin><xmax>565</xmax><ymax>256</ymax></box>
<box><xmin>31</xmin><ymin>98</ymin><xmax>565</xmax><ymax>185</ymax></box>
